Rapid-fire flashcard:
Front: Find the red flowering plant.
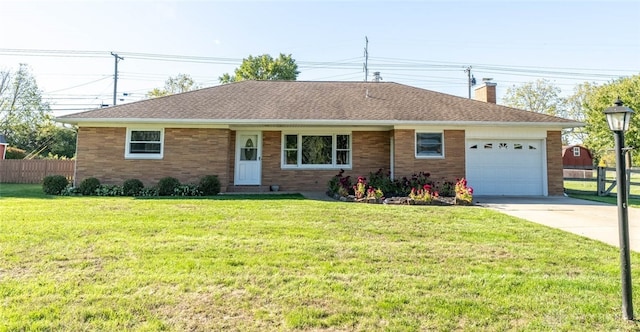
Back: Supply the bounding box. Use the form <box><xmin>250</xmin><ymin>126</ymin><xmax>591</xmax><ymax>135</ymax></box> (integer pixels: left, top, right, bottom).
<box><xmin>366</xmin><ymin>186</ymin><xmax>384</xmax><ymax>200</ymax></box>
<box><xmin>409</xmin><ymin>183</ymin><xmax>439</xmax><ymax>203</ymax></box>
<box><xmin>455</xmin><ymin>178</ymin><xmax>474</xmax><ymax>204</ymax></box>
<box><xmin>353</xmin><ymin>176</ymin><xmax>367</xmax><ymax>199</ymax></box>
<box><xmin>328</xmin><ymin>169</ymin><xmax>352</xmax><ymax>197</ymax></box>
<box><xmin>351</xmin><ymin>177</ymin><xmax>385</xmax><ymax>201</ymax></box>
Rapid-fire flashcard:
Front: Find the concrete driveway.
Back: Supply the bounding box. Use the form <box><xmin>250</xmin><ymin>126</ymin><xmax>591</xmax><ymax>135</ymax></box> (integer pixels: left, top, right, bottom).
<box><xmin>475</xmin><ymin>196</ymin><xmax>640</xmax><ymax>252</ymax></box>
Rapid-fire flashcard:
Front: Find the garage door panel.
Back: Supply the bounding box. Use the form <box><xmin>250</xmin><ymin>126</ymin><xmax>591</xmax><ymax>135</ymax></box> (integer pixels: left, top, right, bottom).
<box><xmin>466</xmin><ymin>140</ymin><xmax>544</xmax><ymax>196</ymax></box>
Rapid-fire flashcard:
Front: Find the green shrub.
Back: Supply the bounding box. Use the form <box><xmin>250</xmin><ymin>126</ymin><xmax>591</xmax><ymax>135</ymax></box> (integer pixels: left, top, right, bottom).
<box><xmin>123</xmin><ymin>179</ymin><xmax>144</xmax><ymax>196</ymax></box>
<box><xmin>60</xmin><ymin>186</ymin><xmax>80</xmax><ymax>196</ymax></box>
<box><xmin>198</xmin><ymin>175</ymin><xmax>221</xmax><ymax>196</ymax></box>
<box><xmin>157</xmin><ymin>177</ymin><xmax>180</xmax><ymax>196</ymax></box>
<box><xmin>139</xmin><ymin>187</ymin><xmax>159</xmax><ymax>197</ymax></box>
<box><xmin>174</xmin><ymin>184</ymin><xmax>202</xmax><ymax>196</ymax></box>
<box><xmin>328</xmin><ymin>169</ymin><xmax>352</xmax><ymax>196</ymax></box>
<box><xmin>5</xmin><ymin>147</ymin><xmax>27</xmax><ymax>159</ymax></box>
<box><xmin>368</xmin><ymin>168</ymin><xmax>397</xmax><ymax>195</ymax></box>
<box><xmin>95</xmin><ymin>185</ymin><xmax>123</xmax><ymax>196</ymax></box>
<box><xmin>79</xmin><ymin>177</ymin><xmax>101</xmax><ymax>196</ymax></box>
<box><xmin>42</xmin><ymin>175</ymin><xmax>69</xmax><ymax>195</ymax></box>
<box><xmin>436</xmin><ymin>180</ymin><xmax>456</xmax><ymax>197</ymax></box>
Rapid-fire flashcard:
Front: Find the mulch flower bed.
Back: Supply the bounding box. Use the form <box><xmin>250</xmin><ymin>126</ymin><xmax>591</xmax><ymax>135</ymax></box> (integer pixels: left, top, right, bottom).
<box><xmin>328</xmin><ymin>193</ymin><xmax>470</xmax><ymax>206</ymax></box>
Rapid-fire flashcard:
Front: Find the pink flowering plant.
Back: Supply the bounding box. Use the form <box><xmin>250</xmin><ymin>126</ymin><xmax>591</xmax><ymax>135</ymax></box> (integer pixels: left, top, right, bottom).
<box><xmin>366</xmin><ymin>186</ymin><xmax>384</xmax><ymax>200</ymax></box>
<box><xmin>455</xmin><ymin>178</ymin><xmax>474</xmax><ymax>204</ymax></box>
<box><xmin>408</xmin><ymin>184</ymin><xmax>439</xmax><ymax>203</ymax></box>
<box><xmin>353</xmin><ymin>176</ymin><xmax>367</xmax><ymax>199</ymax></box>
<box><xmin>328</xmin><ymin>169</ymin><xmax>465</xmax><ymax>205</ymax></box>
<box><xmin>351</xmin><ymin>177</ymin><xmax>384</xmax><ymax>201</ymax></box>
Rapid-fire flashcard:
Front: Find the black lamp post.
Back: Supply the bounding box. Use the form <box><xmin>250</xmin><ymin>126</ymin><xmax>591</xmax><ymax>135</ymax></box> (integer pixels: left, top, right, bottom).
<box><xmin>604</xmin><ymin>98</ymin><xmax>635</xmax><ymax>320</ymax></box>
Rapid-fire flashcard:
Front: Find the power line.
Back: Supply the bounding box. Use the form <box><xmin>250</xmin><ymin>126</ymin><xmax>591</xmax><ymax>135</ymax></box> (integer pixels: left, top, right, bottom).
<box><xmin>45</xmin><ymin>76</ymin><xmax>112</xmax><ymax>94</ymax></box>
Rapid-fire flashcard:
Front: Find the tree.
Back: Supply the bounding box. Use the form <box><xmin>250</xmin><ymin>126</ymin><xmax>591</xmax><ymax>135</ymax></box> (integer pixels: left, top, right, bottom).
<box><xmin>502</xmin><ymin>79</ymin><xmax>577</xmax><ymax>143</ymax></box>
<box><xmin>0</xmin><ymin>64</ymin><xmax>56</xmax><ymax>156</ymax></box>
<box><xmin>219</xmin><ymin>53</ymin><xmax>299</xmax><ymax>83</ymax></box>
<box><xmin>147</xmin><ymin>74</ymin><xmax>200</xmax><ymax>98</ymax></box>
<box><xmin>502</xmin><ymin>79</ymin><xmax>566</xmax><ymax>117</ymax></box>
<box><xmin>563</xmin><ymin>82</ymin><xmax>597</xmax><ymax>144</ymax></box>
<box><xmin>38</xmin><ymin>125</ymin><xmax>77</xmax><ymax>159</ymax></box>
<box><xmin>583</xmin><ymin>74</ymin><xmax>640</xmax><ymax>166</ymax></box>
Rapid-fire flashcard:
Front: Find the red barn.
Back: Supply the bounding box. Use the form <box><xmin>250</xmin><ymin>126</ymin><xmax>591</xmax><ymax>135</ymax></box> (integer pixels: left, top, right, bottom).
<box><xmin>0</xmin><ymin>134</ymin><xmax>7</xmax><ymax>160</ymax></box>
<box><xmin>562</xmin><ymin>145</ymin><xmax>594</xmax><ymax>178</ymax></box>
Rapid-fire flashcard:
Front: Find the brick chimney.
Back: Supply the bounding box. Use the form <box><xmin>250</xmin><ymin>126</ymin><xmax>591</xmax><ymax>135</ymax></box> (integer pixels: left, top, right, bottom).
<box><xmin>474</xmin><ymin>81</ymin><xmax>497</xmax><ymax>104</ymax></box>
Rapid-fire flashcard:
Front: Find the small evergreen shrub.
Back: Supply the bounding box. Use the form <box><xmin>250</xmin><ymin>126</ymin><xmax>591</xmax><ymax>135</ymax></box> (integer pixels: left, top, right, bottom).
<box><xmin>79</xmin><ymin>177</ymin><xmax>101</xmax><ymax>196</ymax></box>
<box><xmin>198</xmin><ymin>175</ymin><xmax>221</xmax><ymax>196</ymax></box>
<box><xmin>123</xmin><ymin>179</ymin><xmax>144</xmax><ymax>196</ymax></box>
<box><xmin>42</xmin><ymin>175</ymin><xmax>69</xmax><ymax>195</ymax></box>
<box><xmin>157</xmin><ymin>177</ymin><xmax>180</xmax><ymax>196</ymax></box>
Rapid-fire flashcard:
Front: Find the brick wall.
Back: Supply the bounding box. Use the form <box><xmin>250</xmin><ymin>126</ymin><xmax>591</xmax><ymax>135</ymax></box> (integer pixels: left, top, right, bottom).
<box><xmin>76</xmin><ymin>127</ymin><xmax>231</xmax><ymax>190</ymax></box>
<box><xmin>546</xmin><ymin>130</ymin><xmax>564</xmax><ymax>195</ymax></box>
<box><xmin>393</xmin><ymin>129</ymin><xmax>466</xmax><ymax>183</ymax></box>
<box><xmin>259</xmin><ymin>131</ymin><xmax>391</xmax><ymax>192</ymax></box>
<box><xmin>227</xmin><ymin>130</ymin><xmax>236</xmax><ymax>189</ymax></box>
<box><xmin>77</xmin><ymin>127</ymin><xmax>562</xmax><ymax>195</ymax></box>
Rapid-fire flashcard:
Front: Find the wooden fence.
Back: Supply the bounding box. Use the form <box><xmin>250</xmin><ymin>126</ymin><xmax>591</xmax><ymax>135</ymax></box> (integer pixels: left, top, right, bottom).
<box><xmin>564</xmin><ymin>166</ymin><xmax>640</xmax><ymax>198</ymax></box>
<box><xmin>0</xmin><ymin>159</ymin><xmax>75</xmax><ymax>184</ymax></box>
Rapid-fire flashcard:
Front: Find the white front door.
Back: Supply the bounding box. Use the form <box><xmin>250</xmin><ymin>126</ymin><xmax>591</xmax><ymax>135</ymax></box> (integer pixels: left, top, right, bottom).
<box><xmin>235</xmin><ymin>132</ymin><xmax>262</xmax><ymax>185</ymax></box>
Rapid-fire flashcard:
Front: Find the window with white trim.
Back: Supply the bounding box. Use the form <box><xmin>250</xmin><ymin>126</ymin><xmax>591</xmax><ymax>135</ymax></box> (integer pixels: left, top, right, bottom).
<box><xmin>125</xmin><ymin>128</ymin><xmax>164</xmax><ymax>159</ymax></box>
<box><xmin>573</xmin><ymin>146</ymin><xmax>581</xmax><ymax>157</ymax></box>
<box><xmin>415</xmin><ymin>132</ymin><xmax>443</xmax><ymax>157</ymax></box>
<box><xmin>282</xmin><ymin>133</ymin><xmax>351</xmax><ymax>168</ymax></box>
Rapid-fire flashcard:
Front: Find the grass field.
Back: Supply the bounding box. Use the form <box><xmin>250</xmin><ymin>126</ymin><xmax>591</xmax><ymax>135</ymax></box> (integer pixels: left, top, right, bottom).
<box><xmin>1</xmin><ymin>184</ymin><xmax>639</xmax><ymax>331</ymax></box>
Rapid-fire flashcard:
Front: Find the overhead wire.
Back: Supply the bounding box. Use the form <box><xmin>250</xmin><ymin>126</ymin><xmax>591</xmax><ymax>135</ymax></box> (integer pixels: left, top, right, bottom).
<box><xmin>2</xmin><ymin>47</ymin><xmax>638</xmax><ymax>112</ymax></box>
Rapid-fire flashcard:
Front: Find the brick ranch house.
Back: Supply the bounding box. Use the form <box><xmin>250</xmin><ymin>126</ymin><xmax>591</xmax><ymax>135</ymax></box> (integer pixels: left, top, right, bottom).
<box><xmin>55</xmin><ymin>80</ymin><xmax>582</xmax><ymax>196</ymax></box>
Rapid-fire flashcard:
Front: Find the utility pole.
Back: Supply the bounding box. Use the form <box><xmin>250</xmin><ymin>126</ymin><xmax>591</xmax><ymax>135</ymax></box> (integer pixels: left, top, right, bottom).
<box><xmin>363</xmin><ymin>36</ymin><xmax>369</xmax><ymax>81</ymax></box>
<box><xmin>464</xmin><ymin>66</ymin><xmax>476</xmax><ymax>99</ymax></box>
<box><xmin>111</xmin><ymin>52</ymin><xmax>124</xmax><ymax>106</ymax></box>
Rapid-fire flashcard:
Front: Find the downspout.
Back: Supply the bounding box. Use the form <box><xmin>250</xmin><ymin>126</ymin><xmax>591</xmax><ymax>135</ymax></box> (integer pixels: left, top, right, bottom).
<box><xmin>390</xmin><ymin>132</ymin><xmax>394</xmax><ymax>180</ymax></box>
<box><xmin>542</xmin><ymin>137</ymin><xmax>549</xmax><ymax>196</ymax></box>
<box><xmin>72</xmin><ymin>126</ymin><xmax>79</xmax><ymax>187</ymax></box>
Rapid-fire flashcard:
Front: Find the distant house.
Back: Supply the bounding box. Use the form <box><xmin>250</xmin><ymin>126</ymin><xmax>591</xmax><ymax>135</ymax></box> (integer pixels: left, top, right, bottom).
<box><xmin>0</xmin><ymin>134</ymin><xmax>7</xmax><ymax>160</ymax></box>
<box><xmin>562</xmin><ymin>145</ymin><xmax>594</xmax><ymax>178</ymax></box>
<box><xmin>55</xmin><ymin>81</ymin><xmax>582</xmax><ymax>196</ymax></box>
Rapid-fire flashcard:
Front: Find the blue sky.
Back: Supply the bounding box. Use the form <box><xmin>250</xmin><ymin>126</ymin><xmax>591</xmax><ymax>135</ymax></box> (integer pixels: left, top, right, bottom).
<box><xmin>1</xmin><ymin>1</ymin><xmax>638</xmax><ymax>116</ymax></box>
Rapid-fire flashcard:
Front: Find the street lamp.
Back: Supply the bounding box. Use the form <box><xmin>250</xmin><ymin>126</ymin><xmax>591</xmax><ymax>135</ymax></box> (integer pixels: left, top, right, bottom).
<box><xmin>604</xmin><ymin>98</ymin><xmax>635</xmax><ymax>321</ymax></box>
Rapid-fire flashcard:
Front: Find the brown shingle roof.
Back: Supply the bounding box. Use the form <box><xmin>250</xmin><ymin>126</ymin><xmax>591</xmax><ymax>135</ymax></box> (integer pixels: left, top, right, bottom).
<box><xmin>57</xmin><ymin>81</ymin><xmax>580</xmax><ymax>126</ymax></box>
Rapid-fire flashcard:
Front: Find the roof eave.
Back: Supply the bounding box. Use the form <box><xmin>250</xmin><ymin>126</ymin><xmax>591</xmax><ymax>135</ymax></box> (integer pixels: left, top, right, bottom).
<box><xmin>54</xmin><ymin>117</ymin><xmax>583</xmax><ymax>129</ymax></box>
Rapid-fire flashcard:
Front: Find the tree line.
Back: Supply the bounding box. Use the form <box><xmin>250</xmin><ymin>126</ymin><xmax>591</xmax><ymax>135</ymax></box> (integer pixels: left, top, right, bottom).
<box><xmin>501</xmin><ymin>76</ymin><xmax>640</xmax><ymax>166</ymax></box>
<box><xmin>2</xmin><ymin>53</ymin><xmax>638</xmax><ymax>167</ymax></box>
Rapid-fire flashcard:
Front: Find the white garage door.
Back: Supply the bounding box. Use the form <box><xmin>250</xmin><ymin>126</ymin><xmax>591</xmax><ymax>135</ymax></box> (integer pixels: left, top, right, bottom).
<box><xmin>466</xmin><ymin>139</ymin><xmax>545</xmax><ymax>196</ymax></box>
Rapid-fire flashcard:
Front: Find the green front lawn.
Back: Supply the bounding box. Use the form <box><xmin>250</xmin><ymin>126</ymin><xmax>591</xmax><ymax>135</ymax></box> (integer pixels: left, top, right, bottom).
<box><xmin>1</xmin><ymin>184</ymin><xmax>639</xmax><ymax>331</ymax></box>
